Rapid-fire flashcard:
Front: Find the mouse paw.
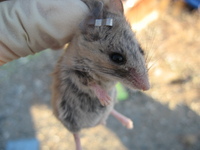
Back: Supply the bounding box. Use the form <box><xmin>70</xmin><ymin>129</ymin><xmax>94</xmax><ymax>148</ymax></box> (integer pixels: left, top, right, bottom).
<box><xmin>99</xmin><ymin>94</ymin><xmax>112</xmax><ymax>106</ymax></box>
<box><xmin>90</xmin><ymin>83</ymin><xmax>112</xmax><ymax>106</ymax></box>
<box><xmin>123</xmin><ymin>118</ymin><xmax>133</xmax><ymax>129</ymax></box>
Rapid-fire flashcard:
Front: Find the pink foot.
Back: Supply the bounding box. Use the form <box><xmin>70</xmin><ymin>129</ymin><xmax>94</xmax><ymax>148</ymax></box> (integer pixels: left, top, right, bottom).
<box><xmin>111</xmin><ymin>109</ymin><xmax>134</xmax><ymax>129</ymax></box>
<box><xmin>73</xmin><ymin>133</ymin><xmax>82</xmax><ymax>150</ymax></box>
<box><xmin>90</xmin><ymin>84</ymin><xmax>112</xmax><ymax>106</ymax></box>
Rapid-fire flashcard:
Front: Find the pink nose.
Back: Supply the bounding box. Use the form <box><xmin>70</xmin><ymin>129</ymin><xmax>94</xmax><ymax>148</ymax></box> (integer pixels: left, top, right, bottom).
<box><xmin>134</xmin><ymin>76</ymin><xmax>150</xmax><ymax>91</ymax></box>
<box><xmin>141</xmin><ymin>79</ymin><xmax>150</xmax><ymax>91</ymax></box>
<box><xmin>130</xmin><ymin>69</ymin><xmax>150</xmax><ymax>91</ymax></box>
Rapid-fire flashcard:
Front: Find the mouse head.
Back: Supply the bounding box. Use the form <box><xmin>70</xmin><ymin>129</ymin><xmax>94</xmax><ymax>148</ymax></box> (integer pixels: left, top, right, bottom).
<box><xmin>70</xmin><ymin>0</ymin><xmax>150</xmax><ymax>91</ymax></box>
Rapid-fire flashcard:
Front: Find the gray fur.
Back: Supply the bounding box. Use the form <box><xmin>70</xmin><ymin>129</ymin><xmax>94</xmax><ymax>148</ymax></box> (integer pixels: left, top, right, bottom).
<box><xmin>51</xmin><ymin>0</ymin><xmax>149</xmax><ymax>134</ymax></box>
<box><xmin>52</xmin><ymin>66</ymin><xmax>115</xmax><ymax>133</ymax></box>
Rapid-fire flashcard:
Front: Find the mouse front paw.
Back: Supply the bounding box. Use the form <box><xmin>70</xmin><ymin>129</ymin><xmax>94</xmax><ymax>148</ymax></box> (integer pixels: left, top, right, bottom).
<box><xmin>98</xmin><ymin>94</ymin><xmax>112</xmax><ymax>106</ymax></box>
<box><xmin>90</xmin><ymin>83</ymin><xmax>112</xmax><ymax>106</ymax></box>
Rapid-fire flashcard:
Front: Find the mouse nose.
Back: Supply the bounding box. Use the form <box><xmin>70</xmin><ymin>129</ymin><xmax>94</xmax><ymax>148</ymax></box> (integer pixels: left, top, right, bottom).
<box><xmin>141</xmin><ymin>79</ymin><xmax>150</xmax><ymax>91</ymax></box>
<box><xmin>129</xmin><ymin>68</ymin><xmax>150</xmax><ymax>91</ymax></box>
<box><xmin>135</xmin><ymin>75</ymin><xmax>150</xmax><ymax>91</ymax></box>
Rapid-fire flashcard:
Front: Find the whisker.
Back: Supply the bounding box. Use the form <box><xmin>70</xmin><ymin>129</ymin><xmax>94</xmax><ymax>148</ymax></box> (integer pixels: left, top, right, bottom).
<box><xmin>147</xmin><ymin>62</ymin><xmax>155</xmax><ymax>71</ymax></box>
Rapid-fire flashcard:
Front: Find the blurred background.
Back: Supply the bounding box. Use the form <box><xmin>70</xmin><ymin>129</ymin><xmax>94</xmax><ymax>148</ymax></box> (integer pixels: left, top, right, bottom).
<box><xmin>0</xmin><ymin>0</ymin><xmax>200</xmax><ymax>150</ymax></box>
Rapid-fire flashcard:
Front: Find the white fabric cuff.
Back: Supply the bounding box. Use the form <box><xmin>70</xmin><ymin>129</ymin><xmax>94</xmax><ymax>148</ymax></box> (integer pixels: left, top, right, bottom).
<box><xmin>0</xmin><ymin>0</ymin><xmax>89</xmax><ymax>65</ymax></box>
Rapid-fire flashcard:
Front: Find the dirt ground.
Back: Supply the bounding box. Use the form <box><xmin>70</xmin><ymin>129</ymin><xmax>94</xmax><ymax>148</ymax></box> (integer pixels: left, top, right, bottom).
<box><xmin>0</xmin><ymin>5</ymin><xmax>200</xmax><ymax>150</ymax></box>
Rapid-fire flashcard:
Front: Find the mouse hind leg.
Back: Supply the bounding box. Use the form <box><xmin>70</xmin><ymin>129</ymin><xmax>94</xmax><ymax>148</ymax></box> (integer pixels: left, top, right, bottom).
<box><xmin>73</xmin><ymin>133</ymin><xmax>82</xmax><ymax>150</ymax></box>
<box><xmin>111</xmin><ymin>109</ymin><xmax>134</xmax><ymax>129</ymax></box>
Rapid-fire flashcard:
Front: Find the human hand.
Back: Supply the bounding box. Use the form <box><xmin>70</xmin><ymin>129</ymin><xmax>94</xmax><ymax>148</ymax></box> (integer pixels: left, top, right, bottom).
<box><xmin>0</xmin><ymin>0</ymin><xmax>89</xmax><ymax>65</ymax></box>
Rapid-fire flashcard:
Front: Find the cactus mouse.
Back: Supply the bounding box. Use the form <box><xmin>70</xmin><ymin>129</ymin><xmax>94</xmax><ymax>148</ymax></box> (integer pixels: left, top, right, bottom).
<box><xmin>51</xmin><ymin>0</ymin><xmax>150</xmax><ymax>149</ymax></box>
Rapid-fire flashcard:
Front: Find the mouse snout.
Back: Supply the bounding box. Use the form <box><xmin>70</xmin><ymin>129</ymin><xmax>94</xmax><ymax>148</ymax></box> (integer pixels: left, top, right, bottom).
<box><xmin>129</xmin><ymin>68</ymin><xmax>150</xmax><ymax>91</ymax></box>
<box><xmin>141</xmin><ymin>79</ymin><xmax>150</xmax><ymax>91</ymax></box>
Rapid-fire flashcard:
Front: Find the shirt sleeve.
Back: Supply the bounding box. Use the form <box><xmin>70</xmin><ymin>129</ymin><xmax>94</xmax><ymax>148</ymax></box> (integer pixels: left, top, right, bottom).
<box><xmin>0</xmin><ymin>0</ymin><xmax>89</xmax><ymax>65</ymax></box>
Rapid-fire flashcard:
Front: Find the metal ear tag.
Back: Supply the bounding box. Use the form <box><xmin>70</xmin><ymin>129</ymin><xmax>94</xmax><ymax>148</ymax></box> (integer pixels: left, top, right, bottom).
<box><xmin>93</xmin><ymin>18</ymin><xmax>113</xmax><ymax>27</ymax></box>
<box><xmin>95</xmin><ymin>19</ymin><xmax>103</xmax><ymax>26</ymax></box>
<box><xmin>105</xmin><ymin>18</ymin><xmax>113</xmax><ymax>26</ymax></box>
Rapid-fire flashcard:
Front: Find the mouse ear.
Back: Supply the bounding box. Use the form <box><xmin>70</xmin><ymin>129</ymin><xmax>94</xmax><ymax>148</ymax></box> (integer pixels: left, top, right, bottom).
<box><xmin>82</xmin><ymin>0</ymin><xmax>104</xmax><ymax>19</ymax></box>
<box><xmin>106</xmin><ymin>0</ymin><xmax>124</xmax><ymax>14</ymax></box>
<box><xmin>92</xmin><ymin>1</ymin><xmax>104</xmax><ymax>18</ymax></box>
<box><xmin>80</xmin><ymin>0</ymin><xmax>103</xmax><ymax>30</ymax></box>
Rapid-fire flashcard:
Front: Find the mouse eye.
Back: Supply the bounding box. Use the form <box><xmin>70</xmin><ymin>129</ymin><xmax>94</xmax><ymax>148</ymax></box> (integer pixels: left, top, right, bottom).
<box><xmin>109</xmin><ymin>53</ymin><xmax>126</xmax><ymax>65</ymax></box>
